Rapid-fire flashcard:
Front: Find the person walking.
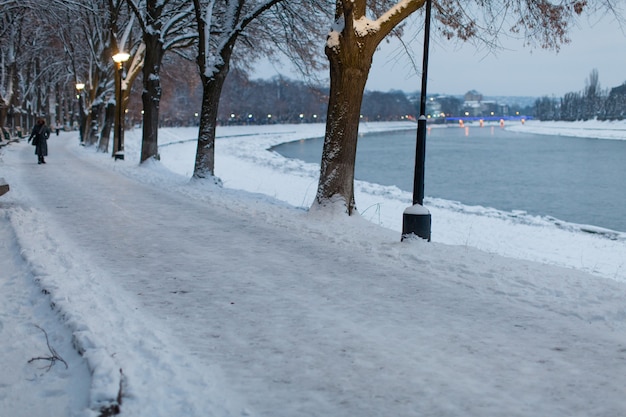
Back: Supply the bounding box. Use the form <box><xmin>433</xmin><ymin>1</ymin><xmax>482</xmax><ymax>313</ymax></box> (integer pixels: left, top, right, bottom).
<box><xmin>27</xmin><ymin>118</ymin><xmax>51</xmax><ymax>164</ymax></box>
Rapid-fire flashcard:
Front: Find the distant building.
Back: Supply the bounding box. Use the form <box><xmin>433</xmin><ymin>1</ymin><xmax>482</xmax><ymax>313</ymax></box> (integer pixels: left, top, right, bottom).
<box><xmin>421</xmin><ymin>91</ymin><xmax>522</xmax><ymax>121</ymax></box>
<box><xmin>464</xmin><ymin>90</ymin><xmax>483</xmax><ymax>102</ymax></box>
<box><xmin>460</xmin><ymin>92</ymin><xmax>510</xmax><ymax>117</ymax></box>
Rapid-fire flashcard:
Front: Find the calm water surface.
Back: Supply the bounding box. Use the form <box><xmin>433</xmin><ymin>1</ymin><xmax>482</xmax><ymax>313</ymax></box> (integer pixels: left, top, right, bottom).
<box><xmin>273</xmin><ymin>125</ymin><xmax>626</xmax><ymax>233</ymax></box>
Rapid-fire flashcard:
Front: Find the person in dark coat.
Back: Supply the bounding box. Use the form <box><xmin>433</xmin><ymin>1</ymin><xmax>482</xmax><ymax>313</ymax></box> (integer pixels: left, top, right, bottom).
<box><xmin>27</xmin><ymin>118</ymin><xmax>51</xmax><ymax>164</ymax></box>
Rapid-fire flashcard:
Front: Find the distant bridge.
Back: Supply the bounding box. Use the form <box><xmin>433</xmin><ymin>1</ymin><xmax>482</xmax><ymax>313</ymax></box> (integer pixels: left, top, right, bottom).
<box><xmin>443</xmin><ymin>115</ymin><xmax>533</xmax><ymax>123</ymax></box>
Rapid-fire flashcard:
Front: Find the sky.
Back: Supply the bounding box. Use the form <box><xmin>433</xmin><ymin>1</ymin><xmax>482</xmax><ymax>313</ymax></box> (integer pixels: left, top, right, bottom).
<box><xmin>253</xmin><ymin>9</ymin><xmax>626</xmax><ymax>98</ymax></box>
<box><xmin>1</xmin><ymin>120</ymin><xmax>626</xmax><ymax>416</ymax></box>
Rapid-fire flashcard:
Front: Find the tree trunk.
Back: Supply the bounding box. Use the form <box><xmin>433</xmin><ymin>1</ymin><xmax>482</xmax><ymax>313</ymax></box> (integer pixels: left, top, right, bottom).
<box><xmin>192</xmin><ymin>11</ymin><xmax>236</xmax><ymax>179</ymax></box>
<box><xmin>1</xmin><ymin>60</ymin><xmax>20</xmax><ymax>134</ymax></box>
<box><xmin>98</xmin><ymin>101</ymin><xmax>115</xmax><ymax>152</ymax></box>
<box><xmin>140</xmin><ymin>33</ymin><xmax>164</xmax><ymax>163</ymax></box>
<box><xmin>315</xmin><ymin>42</ymin><xmax>375</xmax><ymax>215</ymax></box>
<box><xmin>0</xmin><ymin>107</ymin><xmax>7</xmax><ymax>133</ymax></box>
<box><xmin>86</xmin><ymin>103</ymin><xmax>100</xmax><ymax>146</ymax></box>
<box><xmin>141</xmin><ymin>83</ymin><xmax>160</xmax><ymax>162</ymax></box>
<box><xmin>78</xmin><ymin>102</ymin><xmax>88</xmax><ymax>145</ymax></box>
<box><xmin>193</xmin><ymin>71</ymin><xmax>227</xmax><ymax>178</ymax></box>
<box><xmin>314</xmin><ymin>0</ymin><xmax>424</xmax><ymax>215</ymax></box>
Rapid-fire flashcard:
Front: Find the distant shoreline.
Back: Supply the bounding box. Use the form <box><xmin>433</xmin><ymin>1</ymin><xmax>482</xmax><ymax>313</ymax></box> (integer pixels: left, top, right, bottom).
<box><xmin>505</xmin><ymin>119</ymin><xmax>626</xmax><ymax>140</ymax></box>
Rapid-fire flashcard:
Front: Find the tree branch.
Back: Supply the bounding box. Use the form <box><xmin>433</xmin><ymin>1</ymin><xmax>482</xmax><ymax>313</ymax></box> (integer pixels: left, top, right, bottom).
<box><xmin>28</xmin><ymin>325</ymin><xmax>68</xmax><ymax>371</ymax></box>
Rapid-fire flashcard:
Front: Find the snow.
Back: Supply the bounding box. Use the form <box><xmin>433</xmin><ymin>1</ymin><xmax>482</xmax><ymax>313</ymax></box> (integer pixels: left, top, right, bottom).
<box><xmin>354</xmin><ymin>17</ymin><xmax>380</xmax><ymax>36</ymax></box>
<box><xmin>1</xmin><ymin>119</ymin><xmax>626</xmax><ymax>416</ymax></box>
<box><xmin>506</xmin><ymin>119</ymin><xmax>626</xmax><ymax>141</ymax></box>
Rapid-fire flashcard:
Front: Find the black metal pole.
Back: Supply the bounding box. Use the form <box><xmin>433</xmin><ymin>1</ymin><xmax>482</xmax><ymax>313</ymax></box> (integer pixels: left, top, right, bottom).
<box><xmin>114</xmin><ymin>63</ymin><xmax>124</xmax><ymax>160</ymax></box>
<box><xmin>77</xmin><ymin>93</ymin><xmax>85</xmax><ymax>145</ymax></box>
<box><xmin>413</xmin><ymin>0</ymin><xmax>431</xmax><ymax>206</ymax></box>
<box><xmin>113</xmin><ymin>63</ymin><xmax>120</xmax><ymax>158</ymax></box>
<box><xmin>402</xmin><ymin>0</ymin><xmax>432</xmax><ymax>241</ymax></box>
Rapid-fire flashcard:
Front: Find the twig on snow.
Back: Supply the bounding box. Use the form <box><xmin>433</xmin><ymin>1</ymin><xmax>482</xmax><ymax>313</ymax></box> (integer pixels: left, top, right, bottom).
<box><xmin>28</xmin><ymin>325</ymin><xmax>68</xmax><ymax>371</ymax></box>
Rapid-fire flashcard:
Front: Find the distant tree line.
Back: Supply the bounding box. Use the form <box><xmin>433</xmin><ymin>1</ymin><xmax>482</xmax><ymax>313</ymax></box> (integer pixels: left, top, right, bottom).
<box><xmin>218</xmin><ymin>72</ymin><xmax>417</xmax><ymax>124</ymax></box>
<box><xmin>534</xmin><ymin>69</ymin><xmax>626</xmax><ymax>121</ymax></box>
<box><xmin>135</xmin><ymin>62</ymin><xmax>418</xmax><ymax>126</ymax></box>
<box><xmin>153</xmin><ymin>62</ymin><xmax>537</xmax><ymax>127</ymax></box>
<box><xmin>218</xmin><ymin>70</ymin><xmax>330</xmax><ymax>124</ymax></box>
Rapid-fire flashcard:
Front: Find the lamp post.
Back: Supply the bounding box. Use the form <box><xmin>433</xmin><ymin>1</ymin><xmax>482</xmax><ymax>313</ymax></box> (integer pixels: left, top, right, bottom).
<box><xmin>75</xmin><ymin>82</ymin><xmax>85</xmax><ymax>145</ymax></box>
<box><xmin>112</xmin><ymin>52</ymin><xmax>130</xmax><ymax>160</ymax></box>
<box><xmin>402</xmin><ymin>0</ymin><xmax>432</xmax><ymax>241</ymax></box>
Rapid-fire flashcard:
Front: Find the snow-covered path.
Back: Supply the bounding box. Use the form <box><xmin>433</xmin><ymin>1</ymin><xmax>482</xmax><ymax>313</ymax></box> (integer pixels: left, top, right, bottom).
<box><xmin>0</xmin><ymin>216</ymin><xmax>90</xmax><ymax>416</ymax></box>
<box><xmin>2</xmin><ymin>128</ymin><xmax>626</xmax><ymax>416</ymax></box>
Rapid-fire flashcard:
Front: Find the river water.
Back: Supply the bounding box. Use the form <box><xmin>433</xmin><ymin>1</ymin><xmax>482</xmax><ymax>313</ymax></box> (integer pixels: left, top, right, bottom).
<box><xmin>272</xmin><ymin>125</ymin><xmax>626</xmax><ymax>233</ymax></box>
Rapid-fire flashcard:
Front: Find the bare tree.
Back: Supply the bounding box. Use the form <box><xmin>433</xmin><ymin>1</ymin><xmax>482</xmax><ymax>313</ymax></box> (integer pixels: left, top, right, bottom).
<box><xmin>125</xmin><ymin>0</ymin><xmax>196</xmax><ymax>163</ymax></box>
<box><xmin>57</xmin><ymin>2</ymin><xmax>108</xmax><ymax>146</ymax></box>
<box><xmin>104</xmin><ymin>3</ymin><xmax>145</xmax><ymax>154</ymax></box>
<box><xmin>0</xmin><ymin>0</ymin><xmax>61</xmax><ymax>133</ymax></box>
<box><xmin>49</xmin><ymin>0</ymin><xmax>143</xmax><ymax>152</ymax></box>
<box><xmin>191</xmin><ymin>0</ymin><xmax>329</xmax><ymax>179</ymax></box>
<box><xmin>583</xmin><ymin>68</ymin><xmax>605</xmax><ymax>120</ymax></box>
<box><xmin>314</xmin><ymin>0</ymin><xmax>620</xmax><ymax>215</ymax></box>
<box><xmin>0</xmin><ymin>2</ymin><xmax>28</xmax><ymax>133</ymax></box>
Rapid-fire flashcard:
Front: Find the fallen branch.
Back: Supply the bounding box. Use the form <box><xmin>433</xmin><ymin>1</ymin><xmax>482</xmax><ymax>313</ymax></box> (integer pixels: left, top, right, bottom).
<box><xmin>28</xmin><ymin>325</ymin><xmax>68</xmax><ymax>371</ymax></box>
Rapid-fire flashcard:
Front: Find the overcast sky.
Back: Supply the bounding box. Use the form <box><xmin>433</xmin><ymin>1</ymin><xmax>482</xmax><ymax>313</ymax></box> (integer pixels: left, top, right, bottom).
<box><xmin>253</xmin><ymin>12</ymin><xmax>625</xmax><ymax>98</ymax></box>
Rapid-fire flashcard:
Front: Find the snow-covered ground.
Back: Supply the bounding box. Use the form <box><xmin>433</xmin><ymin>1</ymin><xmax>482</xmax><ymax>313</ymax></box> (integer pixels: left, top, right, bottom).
<box><xmin>1</xmin><ymin>119</ymin><xmax>625</xmax><ymax>416</ymax></box>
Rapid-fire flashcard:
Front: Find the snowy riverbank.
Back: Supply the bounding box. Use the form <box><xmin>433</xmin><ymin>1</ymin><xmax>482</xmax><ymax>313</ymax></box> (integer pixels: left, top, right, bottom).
<box><xmin>1</xmin><ymin>119</ymin><xmax>625</xmax><ymax>416</ymax></box>
<box><xmin>151</xmin><ymin>119</ymin><xmax>626</xmax><ymax>283</ymax></box>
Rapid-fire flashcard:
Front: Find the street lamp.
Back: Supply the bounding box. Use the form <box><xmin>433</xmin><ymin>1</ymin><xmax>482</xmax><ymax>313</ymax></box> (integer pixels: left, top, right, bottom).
<box><xmin>75</xmin><ymin>82</ymin><xmax>86</xmax><ymax>144</ymax></box>
<box><xmin>402</xmin><ymin>0</ymin><xmax>432</xmax><ymax>241</ymax></box>
<box><xmin>112</xmin><ymin>52</ymin><xmax>130</xmax><ymax>160</ymax></box>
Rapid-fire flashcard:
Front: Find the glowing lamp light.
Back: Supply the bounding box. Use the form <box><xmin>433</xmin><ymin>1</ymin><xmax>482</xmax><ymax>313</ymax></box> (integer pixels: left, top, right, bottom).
<box><xmin>112</xmin><ymin>52</ymin><xmax>130</xmax><ymax>63</ymax></box>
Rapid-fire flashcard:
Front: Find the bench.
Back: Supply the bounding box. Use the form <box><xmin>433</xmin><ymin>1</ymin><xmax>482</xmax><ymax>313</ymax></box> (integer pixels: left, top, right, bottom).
<box><xmin>0</xmin><ymin>178</ymin><xmax>9</xmax><ymax>197</ymax></box>
<box><xmin>0</xmin><ymin>128</ymin><xmax>20</xmax><ymax>147</ymax></box>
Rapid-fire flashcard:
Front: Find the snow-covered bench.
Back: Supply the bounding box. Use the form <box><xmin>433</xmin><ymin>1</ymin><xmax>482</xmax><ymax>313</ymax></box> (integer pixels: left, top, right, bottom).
<box><xmin>0</xmin><ymin>128</ymin><xmax>20</xmax><ymax>147</ymax></box>
<box><xmin>0</xmin><ymin>178</ymin><xmax>9</xmax><ymax>197</ymax></box>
